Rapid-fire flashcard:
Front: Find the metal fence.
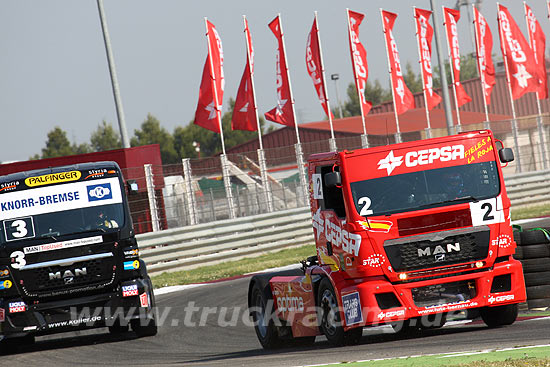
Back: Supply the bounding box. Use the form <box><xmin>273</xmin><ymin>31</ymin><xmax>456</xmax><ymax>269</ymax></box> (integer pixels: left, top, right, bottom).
<box><xmin>123</xmin><ymin>114</ymin><xmax>550</xmax><ymax>233</ymax></box>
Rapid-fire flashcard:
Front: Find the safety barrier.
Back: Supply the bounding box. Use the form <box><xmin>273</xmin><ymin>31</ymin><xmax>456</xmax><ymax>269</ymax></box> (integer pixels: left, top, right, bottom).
<box><xmin>138</xmin><ymin>207</ymin><xmax>313</xmax><ymax>276</ymax></box>
<box><xmin>138</xmin><ymin>169</ymin><xmax>550</xmax><ymax>276</ymax></box>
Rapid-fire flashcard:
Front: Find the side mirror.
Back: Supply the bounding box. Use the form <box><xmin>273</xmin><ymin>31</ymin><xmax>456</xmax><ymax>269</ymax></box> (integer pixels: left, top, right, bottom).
<box><xmin>498</xmin><ymin>148</ymin><xmax>514</xmax><ymax>163</ymax></box>
<box><xmin>324</xmin><ymin>172</ymin><xmax>341</xmax><ymax>188</ymax></box>
<box><xmin>127</xmin><ymin>179</ymin><xmax>139</xmax><ymax>194</ymax></box>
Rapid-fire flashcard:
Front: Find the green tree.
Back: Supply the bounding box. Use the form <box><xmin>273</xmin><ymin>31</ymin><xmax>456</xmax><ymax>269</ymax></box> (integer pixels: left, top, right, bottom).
<box><xmin>131</xmin><ymin>113</ymin><xmax>179</xmax><ymax>164</ymax></box>
<box><xmin>38</xmin><ymin>126</ymin><xmax>75</xmax><ymax>159</ymax></box>
<box><xmin>339</xmin><ymin>80</ymin><xmax>392</xmax><ymax>117</ymax></box>
<box><xmin>403</xmin><ymin>61</ymin><xmax>423</xmax><ymax>94</ymax></box>
<box><xmin>174</xmin><ymin>98</ymin><xmax>264</xmax><ymax>158</ymax></box>
<box><xmin>90</xmin><ymin>120</ymin><xmax>122</xmax><ymax>152</ymax></box>
<box><xmin>433</xmin><ymin>53</ymin><xmax>479</xmax><ymax>89</ymax></box>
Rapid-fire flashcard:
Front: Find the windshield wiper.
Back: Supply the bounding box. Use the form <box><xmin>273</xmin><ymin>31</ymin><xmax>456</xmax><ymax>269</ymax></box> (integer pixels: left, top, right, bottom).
<box><xmin>415</xmin><ymin>195</ymin><xmax>479</xmax><ymax>210</ymax></box>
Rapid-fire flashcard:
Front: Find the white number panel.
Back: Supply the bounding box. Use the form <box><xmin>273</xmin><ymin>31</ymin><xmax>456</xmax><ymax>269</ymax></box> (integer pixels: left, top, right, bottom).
<box><xmin>312</xmin><ymin>174</ymin><xmax>324</xmax><ymax>200</ymax></box>
<box><xmin>470</xmin><ymin>196</ymin><xmax>504</xmax><ymax>227</ymax></box>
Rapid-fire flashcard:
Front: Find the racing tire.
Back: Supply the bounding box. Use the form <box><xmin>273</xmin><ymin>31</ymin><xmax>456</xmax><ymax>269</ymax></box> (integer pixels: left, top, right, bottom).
<box><xmin>527</xmin><ymin>298</ymin><xmax>550</xmax><ymax>309</ymax></box>
<box><xmin>317</xmin><ymin>278</ymin><xmax>362</xmax><ymax>346</ymax></box>
<box><xmin>521</xmin><ymin>258</ymin><xmax>550</xmax><ymax>273</ymax></box>
<box><xmin>526</xmin><ymin>285</ymin><xmax>550</xmax><ymax>300</ymax></box>
<box><xmin>513</xmin><ymin>246</ymin><xmax>523</xmax><ymax>260</ymax></box>
<box><xmin>519</xmin><ymin>244</ymin><xmax>550</xmax><ymax>259</ymax></box>
<box><xmin>520</xmin><ymin>229</ymin><xmax>550</xmax><ymax>245</ymax></box>
<box><xmin>513</xmin><ymin>230</ymin><xmax>521</xmax><ymax>246</ymax></box>
<box><xmin>523</xmin><ymin>271</ymin><xmax>550</xmax><ymax>287</ymax></box>
<box><xmin>250</xmin><ymin>281</ymin><xmax>283</xmax><ymax>349</ymax></box>
<box><xmin>480</xmin><ymin>303</ymin><xmax>518</xmax><ymax>328</ymax></box>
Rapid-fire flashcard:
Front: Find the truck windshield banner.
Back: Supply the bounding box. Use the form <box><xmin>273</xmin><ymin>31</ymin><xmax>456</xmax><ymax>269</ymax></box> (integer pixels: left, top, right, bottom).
<box><xmin>347</xmin><ymin>135</ymin><xmax>495</xmax><ymax>181</ymax></box>
<box><xmin>0</xmin><ymin>178</ymin><xmax>122</xmax><ymax>220</ymax></box>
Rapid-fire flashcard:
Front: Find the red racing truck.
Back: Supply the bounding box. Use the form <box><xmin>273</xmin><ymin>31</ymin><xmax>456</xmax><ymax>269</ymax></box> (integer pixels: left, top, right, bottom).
<box><xmin>248</xmin><ymin>130</ymin><xmax>526</xmax><ymax>348</ymax></box>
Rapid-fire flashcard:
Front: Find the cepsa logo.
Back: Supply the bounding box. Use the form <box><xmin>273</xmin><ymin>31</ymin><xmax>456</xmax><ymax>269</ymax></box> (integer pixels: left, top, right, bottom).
<box><xmin>378</xmin><ymin>145</ymin><xmax>465</xmax><ymax>175</ymax></box>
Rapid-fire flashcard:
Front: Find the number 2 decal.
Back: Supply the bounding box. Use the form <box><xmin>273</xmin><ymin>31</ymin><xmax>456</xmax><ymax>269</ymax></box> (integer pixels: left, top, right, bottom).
<box><xmin>481</xmin><ymin>203</ymin><xmax>495</xmax><ymax>221</ymax></box>
<box><xmin>358</xmin><ymin>197</ymin><xmax>373</xmax><ymax>216</ymax></box>
<box><xmin>312</xmin><ymin>174</ymin><xmax>324</xmax><ymax>200</ymax></box>
<box><xmin>470</xmin><ymin>197</ymin><xmax>503</xmax><ymax>226</ymax></box>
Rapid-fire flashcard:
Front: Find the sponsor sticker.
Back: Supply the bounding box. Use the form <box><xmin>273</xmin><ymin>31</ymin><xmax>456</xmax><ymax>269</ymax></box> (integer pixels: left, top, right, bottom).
<box><xmin>342</xmin><ymin>292</ymin><xmax>363</xmax><ymax>326</ymax></box>
<box><xmin>0</xmin><ymin>308</ymin><xmax>4</xmax><ymax>322</ymax></box>
<box><xmin>122</xmin><ymin>284</ymin><xmax>139</xmax><ymax>297</ymax></box>
<box><xmin>377</xmin><ymin>309</ymin><xmax>405</xmax><ymax>320</ymax></box>
<box><xmin>140</xmin><ymin>293</ymin><xmax>149</xmax><ymax>308</ymax></box>
<box><xmin>23</xmin><ymin>236</ymin><xmax>103</xmax><ymax>255</ymax></box>
<box><xmin>492</xmin><ymin>234</ymin><xmax>512</xmax><ymax>248</ymax></box>
<box><xmin>0</xmin><ymin>280</ymin><xmax>12</xmax><ymax>290</ymax></box>
<box><xmin>25</xmin><ymin>171</ymin><xmax>81</xmax><ymax>187</ymax></box>
<box><xmin>124</xmin><ymin>248</ymin><xmax>139</xmax><ymax>258</ymax></box>
<box><xmin>87</xmin><ymin>183</ymin><xmax>113</xmax><ymax>202</ymax></box>
<box><xmin>488</xmin><ymin>294</ymin><xmax>514</xmax><ymax>304</ymax></box>
<box><xmin>124</xmin><ymin>260</ymin><xmax>140</xmax><ymax>271</ymax></box>
<box><xmin>363</xmin><ymin>254</ymin><xmax>386</xmax><ymax>268</ymax></box>
<box><xmin>9</xmin><ymin>301</ymin><xmax>26</xmax><ymax>313</ymax></box>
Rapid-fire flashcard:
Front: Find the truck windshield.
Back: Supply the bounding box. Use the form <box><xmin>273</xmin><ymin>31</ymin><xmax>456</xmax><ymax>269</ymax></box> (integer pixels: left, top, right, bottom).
<box><xmin>0</xmin><ymin>203</ymin><xmax>124</xmax><ymax>244</ymax></box>
<box><xmin>350</xmin><ymin>161</ymin><xmax>500</xmax><ymax>216</ymax></box>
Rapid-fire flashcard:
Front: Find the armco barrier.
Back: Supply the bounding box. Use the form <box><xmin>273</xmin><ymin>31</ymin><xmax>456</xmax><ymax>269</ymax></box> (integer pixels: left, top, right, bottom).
<box><xmin>138</xmin><ymin>170</ymin><xmax>550</xmax><ymax>276</ymax></box>
<box><xmin>138</xmin><ymin>207</ymin><xmax>314</xmax><ymax>276</ymax></box>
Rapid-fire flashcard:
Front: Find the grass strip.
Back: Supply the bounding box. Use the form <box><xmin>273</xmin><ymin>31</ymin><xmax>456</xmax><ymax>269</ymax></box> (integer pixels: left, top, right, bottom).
<box><xmin>512</xmin><ymin>204</ymin><xmax>550</xmax><ymax>221</ymax></box>
<box><xmin>151</xmin><ymin>244</ymin><xmax>315</xmax><ymax>288</ymax></box>
<box><xmin>318</xmin><ymin>345</ymin><xmax>550</xmax><ymax>367</ymax></box>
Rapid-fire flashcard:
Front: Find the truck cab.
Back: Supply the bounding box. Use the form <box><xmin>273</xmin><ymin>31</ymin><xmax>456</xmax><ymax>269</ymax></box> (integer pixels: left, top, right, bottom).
<box><xmin>248</xmin><ymin>130</ymin><xmax>525</xmax><ymax>348</ymax></box>
<box><xmin>0</xmin><ymin>162</ymin><xmax>157</xmax><ymax>349</ymax></box>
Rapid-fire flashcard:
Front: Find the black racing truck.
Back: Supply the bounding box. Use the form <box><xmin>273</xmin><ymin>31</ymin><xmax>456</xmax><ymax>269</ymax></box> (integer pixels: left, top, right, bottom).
<box><xmin>0</xmin><ymin>162</ymin><xmax>156</xmax><ymax>349</ymax></box>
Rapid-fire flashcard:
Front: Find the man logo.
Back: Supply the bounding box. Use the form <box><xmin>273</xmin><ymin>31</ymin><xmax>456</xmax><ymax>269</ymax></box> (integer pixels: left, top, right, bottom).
<box><xmin>417</xmin><ymin>243</ymin><xmax>461</xmax><ymax>258</ymax></box>
<box><xmin>49</xmin><ymin>267</ymin><xmax>87</xmax><ymax>282</ymax></box>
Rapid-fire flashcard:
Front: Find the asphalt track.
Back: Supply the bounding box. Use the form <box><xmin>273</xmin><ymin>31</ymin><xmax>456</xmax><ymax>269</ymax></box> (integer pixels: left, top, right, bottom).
<box><xmin>2</xmin><ymin>218</ymin><xmax>549</xmax><ymax>366</ymax></box>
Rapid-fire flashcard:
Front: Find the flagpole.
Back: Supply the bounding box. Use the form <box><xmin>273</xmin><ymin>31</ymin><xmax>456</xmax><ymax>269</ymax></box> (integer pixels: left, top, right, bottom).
<box><xmin>347</xmin><ymin>8</ymin><xmax>369</xmax><ymax>149</ymax></box>
<box><xmin>278</xmin><ymin>14</ymin><xmax>308</xmax><ymax>205</ymax></box>
<box><xmin>523</xmin><ymin>2</ymin><xmax>548</xmax><ymax>169</ymax></box>
<box><xmin>205</xmin><ymin>17</ymin><xmax>236</xmax><ymax>218</ymax></box>
<box><xmin>443</xmin><ymin>6</ymin><xmax>462</xmax><ymax>134</ymax></box>
<box><xmin>315</xmin><ymin>11</ymin><xmax>337</xmax><ymax>152</ymax></box>
<box><xmin>243</xmin><ymin>15</ymin><xmax>274</xmax><ymax>212</ymax></box>
<box><xmin>380</xmin><ymin>9</ymin><xmax>402</xmax><ymax>144</ymax></box>
<box><xmin>472</xmin><ymin>5</ymin><xmax>491</xmax><ymax>129</ymax></box>
<box><xmin>497</xmin><ymin>3</ymin><xmax>522</xmax><ymax>173</ymax></box>
<box><xmin>414</xmin><ymin>7</ymin><xmax>432</xmax><ymax>139</ymax></box>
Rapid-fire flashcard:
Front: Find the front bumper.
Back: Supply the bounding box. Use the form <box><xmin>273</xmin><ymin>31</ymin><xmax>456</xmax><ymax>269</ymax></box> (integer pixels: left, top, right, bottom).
<box><xmin>0</xmin><ymin>277</ymin><xmax>154</xmax><ymax>340</ymax></box>
<box><xmin>339</xmin><ymin>259</ymin><xmax>526</xmax><ymax>329</ymax></box>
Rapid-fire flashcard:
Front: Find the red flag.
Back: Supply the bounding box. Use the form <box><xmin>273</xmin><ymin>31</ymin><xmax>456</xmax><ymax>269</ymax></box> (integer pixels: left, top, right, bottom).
<box><xmin>264</xmin><ymin>16</ymin><xmax>295</xmax><ymax>127</ymax></box>
<box><xmin>525</xmin><ymin>3</ymin><xmax>548</xmax><ymax>99</ymax></box>
<box><xmin>414</xmin><ymin>8</ymin><xmax>442</xmax><ymax>110</ymax></box>
<box><xmin>232</xmin><ymin>18</ymin><xmax>257</xmax><ymax>131</ymax></box>
<box><xmin>306</xmin><ymin>15</ymin><xmax>333</xmax><ymax>119</ymax></box>
<box><xmin>473</xmin><ymin>7</ymin><xmax>496</xmax><ymax>105</ymax></box>
<box><xmin>194</xmin><ymin>20</ymin><xmax>224</xmax><ymax>133</ymax></box>
<box><xmin>443</xmin><ymin>7</ymin><xmax>472</xmax><ymax>107</ymax></box>
<box><xmin>347</xmin><ymin>9</ymin><xmax>372</xmax><ymax>116</ymax></box>
<box><xmin>498</xmin><ymin>4</ymin><xmax>540</xmax><ymax>100</ymax></box>
<box><xmin>381</xmin><ymin>10</ymin><xmax>414</xmax><ymax>115</ymax></box>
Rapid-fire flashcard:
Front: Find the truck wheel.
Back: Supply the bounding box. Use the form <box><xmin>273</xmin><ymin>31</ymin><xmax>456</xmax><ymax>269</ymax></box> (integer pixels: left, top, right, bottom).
<box><xmin>480</xmin><ymin>303</ymin><xmax>518</xmax><ymax>328</ymax></box>
<box><xmin>317</xmin><ymin>278</ymin><xmax>362</xmax><ymax>346</ymax></box>
<box><xmin>250</xmin><ymin>281</ymin><xmax>282</xmax><ymax>349</ymax></box>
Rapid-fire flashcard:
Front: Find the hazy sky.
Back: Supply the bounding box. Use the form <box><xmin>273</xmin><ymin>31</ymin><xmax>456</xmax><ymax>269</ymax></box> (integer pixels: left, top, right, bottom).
<box><xmin>0</xmin><ymin>0</ymin><xmax>547</xmax><ymax>162</ymax></box>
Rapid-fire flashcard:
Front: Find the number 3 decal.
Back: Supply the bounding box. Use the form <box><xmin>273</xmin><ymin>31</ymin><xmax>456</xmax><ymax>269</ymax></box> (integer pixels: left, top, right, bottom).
<box><xmin>358</xmin><ymin>197</ymin><xmax>373</xmax><ymax>216</ymax></box>
<box><xmin>10</xmin><ymin>250</ymin><xmax>26</xmax><ymax>269</ymax></box>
